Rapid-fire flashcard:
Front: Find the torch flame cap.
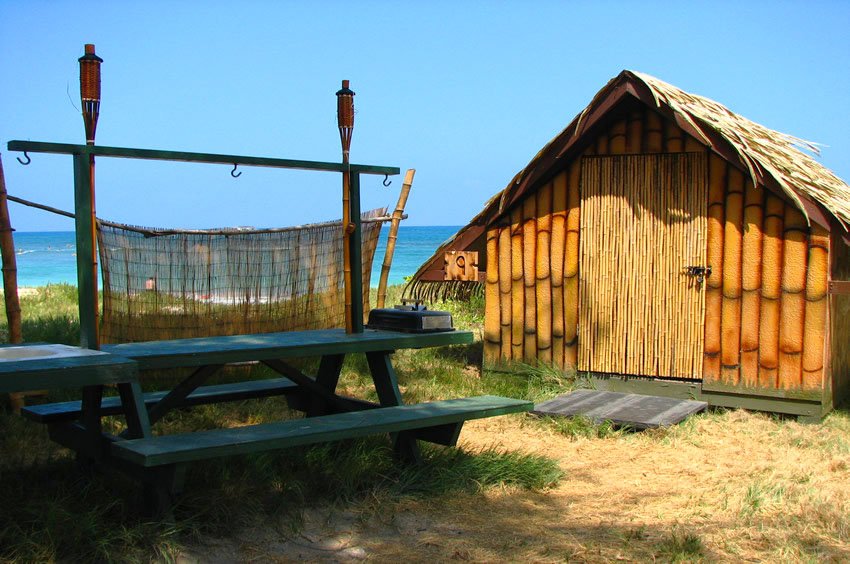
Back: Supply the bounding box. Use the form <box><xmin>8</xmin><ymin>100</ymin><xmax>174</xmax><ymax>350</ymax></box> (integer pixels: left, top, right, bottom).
<box><xmin>79</xmin><ymin>44</ymin><xmax>103</xmax><ymax>63</ymax></box>
<box><xmin>336</xmin><ymin>79</ymin><xmax>355</xmax><ymax>96</ymax></box>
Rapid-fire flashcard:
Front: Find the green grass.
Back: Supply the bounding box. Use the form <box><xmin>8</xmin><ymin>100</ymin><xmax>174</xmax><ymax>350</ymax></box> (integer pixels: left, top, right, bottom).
<box><xmin>656</xmin><ymin>529</ymin><xmax>705</xmax><ymax>562</ymax></box>
<box><xmin>0</xmin><ymin>284</ymin><xmax>564</xmax><ymax>562</ymax></box>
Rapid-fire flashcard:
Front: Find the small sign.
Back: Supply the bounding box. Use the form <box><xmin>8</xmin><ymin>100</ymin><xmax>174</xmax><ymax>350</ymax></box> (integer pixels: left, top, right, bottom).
<box><xmin>444</xmin><ymin>251</ymin><xmax>478</xmax><ymax>281</ymax></box>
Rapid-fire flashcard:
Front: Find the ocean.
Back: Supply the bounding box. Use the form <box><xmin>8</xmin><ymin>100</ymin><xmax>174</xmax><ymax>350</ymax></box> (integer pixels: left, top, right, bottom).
<box><xmin>8</xmin><ymin>226</ymin><xmax>460</xmax><ymax>288</ymax></box>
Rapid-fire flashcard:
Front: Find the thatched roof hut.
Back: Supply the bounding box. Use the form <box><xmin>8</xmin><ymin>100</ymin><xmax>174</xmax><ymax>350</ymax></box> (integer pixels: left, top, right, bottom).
<box><xmin>407</xmin><ymin>70</ymin><xmax>850</xmax><ymax>419</ymax></box>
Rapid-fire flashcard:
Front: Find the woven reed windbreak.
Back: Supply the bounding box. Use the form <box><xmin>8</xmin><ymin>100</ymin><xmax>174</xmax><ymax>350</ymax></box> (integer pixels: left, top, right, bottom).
<box><xmin>98</xmin><ymin>208</ymin><xmax>387</xmax><ymax>343</ymax></box>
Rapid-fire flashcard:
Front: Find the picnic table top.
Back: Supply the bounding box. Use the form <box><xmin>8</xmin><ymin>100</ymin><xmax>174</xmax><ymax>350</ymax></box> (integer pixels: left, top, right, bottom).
<box><xmin>0</xmin><ymin>343</ymin><xmax>137</xmax><ymax>393</ymax></box>
<box><xmin>102</xmin><ymin>328</ymin><xmax>474</xmax><ymax>369</ymax></box>
<box><xmin>0</xmin><ymin>329</ymin><xmax>473</xmax><ymax>392</ymax></box>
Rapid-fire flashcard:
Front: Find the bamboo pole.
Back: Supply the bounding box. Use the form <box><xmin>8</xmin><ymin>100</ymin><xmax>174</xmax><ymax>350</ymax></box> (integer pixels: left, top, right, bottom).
<box><xmin>665</xmin><ymin>119</ymin><xmax>684</xmax><ymax>153</ymax></box>
<box><xmin>626</xmin><ymin>111</ymin><xmax>643</xmax><ymax>153</ymax></box>
<box><xmin>0</xmin><ymin>154</ymin><xmax>28</xmax><ymax>411</ymax></box>
<box><xmin>565</xmin><ymin>161</ymin><xmax>581</xmax><ymax>368</ymax></box>
<box><xmin>778</xmin><ymin>206</ymin><xmax>808</xmax><ymax>389</ymax></box>
<box><xmin>802</xmin><ymin>224</ymin><xmax>829</xmax><ymax>390</ymax></box>
<box><xmin>522</xmin><ymin>194</ymin><xmax>537</xmax><ymax>362</ymax></box>
<box><xmin>376</xmin><ymin>169</ymin><xmax>414</xmax><ymax>309</ymax></box>
<box><xmin>536</xmin><ymin>182</ymin><xmax>553</xmax><ymax>364</ymax></box>
<box><xmin>721</xmin><ymin>165</ymin><xmax>744</xmax><ymax>385</ymax></box>
<box><xmin>609</xmin><ymin>120</ymin><xmax>627</xmax><ymax>154</ymax></box>
<box><xmin>740</xmin><ymin>179</ymin><xmax>764</xmax><ymax>385</ymax></box>
<box><xmin>510</xmin><ymin>208</ymin><xmax>524</xmax><ymax>360</ymax></box>
<box><xmin>646</xmin><ymin>111</ymin><xmax>663</xmax><ymax>153</ymax></box>
<box><xmin>758</xmin><ymin>194</ymin><xmax>785</xmax><ymax>387</ymax></box>
<box><xmin>484</xmin><ymin>227</ymin><xmax>501</xmax><ymax>365</ymax></box>
<box><xmin>550</xmin><ymin>170</ymin><xmax>567</xmax><ymax>368</ymax></box>
<box><xmin>499</xmin><ymin>226</ymin><xmax>512</xmax><ymax>362</ymax></box>
<box><xmin>684</xmin><ymin>135</ymin><xmax>703</xmax><ymax>153</ymax></box>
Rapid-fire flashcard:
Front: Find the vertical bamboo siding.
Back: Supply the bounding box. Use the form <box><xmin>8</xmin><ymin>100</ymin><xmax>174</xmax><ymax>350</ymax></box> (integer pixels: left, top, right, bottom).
<box><xmin>578</xmin><ymin>152</ymin><xmax>706</xmax><ymax>378</ymax></box>
<box><xmin>483</xmin><ymin>227</ymin><xmax>500</xmax><ymax>365</ymax></box>
<box><xmin>550</xmin><ymin>171</ymin><xmax>568</xmax><ymax>368</ymax></box>
<box><xmin>703</xmin><ymin>162</ymin><xmax>829</xmax><ymax>395</ymax></box>
<box><xmin>536</xmin><ymin>182</ymin><xmax>553</xmax><ymax>364</ymax></box>
<box><xmin>564</xmin><ymin>161</ymin><xmax>581</xmax><ymax>368</ymax></box>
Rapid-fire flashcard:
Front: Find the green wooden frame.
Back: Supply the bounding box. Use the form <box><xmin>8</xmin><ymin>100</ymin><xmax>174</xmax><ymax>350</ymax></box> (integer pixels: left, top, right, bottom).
<box><xmin>7</xmin><ymin>140</ymin><xmax>401</xmax><ymax>340</ymax></box>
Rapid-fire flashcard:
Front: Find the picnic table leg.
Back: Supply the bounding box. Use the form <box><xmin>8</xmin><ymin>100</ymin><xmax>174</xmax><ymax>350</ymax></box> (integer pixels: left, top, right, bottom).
<box><xmin>306</xmin><ymin>354</ymin><xmax>345</xmax><ymax>417</ymax></box>
<box><xmin>117</xmin><ymin>380</ymin><xmax>152</xmax><ymax>439</ymax></box>
<box><xmin>77</xmin><ymin>384</ymin><xmax>104</xmax><ymax>466</ymax></box>
<box><xmin>365</xmin><ymin>350</ymin><xmax>422</xmax><ymax>463</ymax></box>
<box><xmin>142</xmin><ymin>463</ymin><xmax>187</xmax><ymax>519</ymax></box>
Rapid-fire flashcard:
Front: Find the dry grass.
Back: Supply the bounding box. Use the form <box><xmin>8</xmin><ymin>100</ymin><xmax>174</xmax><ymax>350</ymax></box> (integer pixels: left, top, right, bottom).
<box><xmin>184</xmin><ymin>408</ymin><xmax>850</xmax><ymax>562</ymax></box>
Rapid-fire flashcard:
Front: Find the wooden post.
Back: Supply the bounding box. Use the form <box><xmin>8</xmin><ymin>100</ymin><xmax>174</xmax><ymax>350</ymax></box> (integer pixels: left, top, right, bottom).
<box><xmin>74</xmin><ymin>154</ymin><xmax>98</xmax><ymax>348</ymax></box>
<box><xmin>376</xmin><ymin>169</ymin><xmax>414</xmax><ymax>309</ymax></box>
<box><xmin>350</xmin><ymin>172</ymin><xmax>364</xmax><ymax>333</ymax></box>
<box><xmin>0</xmin><ymin>154</ymin><xmax>27</xmax><ymax>411</ymax></box>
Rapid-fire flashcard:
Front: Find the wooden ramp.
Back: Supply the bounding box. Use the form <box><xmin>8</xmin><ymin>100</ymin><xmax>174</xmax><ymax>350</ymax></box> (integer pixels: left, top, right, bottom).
<box><xmin>532</xmin><ymin>390</ymin><xmax>707</xmax><ymax>429</ymax></box>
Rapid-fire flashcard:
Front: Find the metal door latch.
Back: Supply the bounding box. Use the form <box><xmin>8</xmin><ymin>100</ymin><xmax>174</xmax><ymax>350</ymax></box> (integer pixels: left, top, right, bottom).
<box><xmin>685</xmin><ymin>265</ymin><xmax>712</xmax><ymax>284</ymax></box>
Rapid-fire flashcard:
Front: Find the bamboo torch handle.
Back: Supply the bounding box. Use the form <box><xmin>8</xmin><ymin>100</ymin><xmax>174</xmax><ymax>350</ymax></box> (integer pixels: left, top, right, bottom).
<box><xmin>376</xmin><ymin>169</ymin><xmax>414</xmax><ymax>308</ymax></box>
<box><xmin>0</xmin><ymin>154</ymin><xmax>29</xmax><ymax>412</ymax></box>
<box><xmin>337</xmin><ymin>80</ymin><xmax>355</xmax><ymax>333</ymax></box>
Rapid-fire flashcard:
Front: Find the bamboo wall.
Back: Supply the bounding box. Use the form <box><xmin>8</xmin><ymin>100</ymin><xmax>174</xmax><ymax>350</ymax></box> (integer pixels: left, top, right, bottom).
<box><xmin>483</xmin><ymin>104</ymin><xmax>831</xmax><ymax>399</ymax></box>
<box><xmin>702</xmin><ymin>152</ymin><xmax>829</xmax><ymax>395</ymax></box>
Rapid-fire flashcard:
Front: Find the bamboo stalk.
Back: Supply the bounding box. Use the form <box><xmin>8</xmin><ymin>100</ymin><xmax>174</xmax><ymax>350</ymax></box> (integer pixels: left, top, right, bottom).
<box><xmin>484</xmin><ymin>227</ymin><xmax>500</xmax><ymax>365</ymax></box>
<box><xmin>0</xmin><ymin>154</ymin><xmax>29</xmax><ymax>412</ymax></box>
<box><xmin>522</xmin><ymin>194</ymin><xmax>537</xmax><ymax>362</ymax></box>
<box><xmin>499</xmin><ymin>226</ymin><xmax>512</xmax><ymax>362</ymax></box>
<box><xmin>758</xmin><ymin>194</ymin><xmax>785</xmax><ymax>387</ymax></box>
<box><xmin>609</xmin><ymin>119</ymin><xmax>627</xmax><ymax>154</ymax></box>
<box><xmin>536</xmin><ymin>182</ymin><xmax>553</xmax><ymax>364</ymax></box>
<box><xmin>740</xmin><ymin>179</ymin><xmax>764</xmax><ymax>385</ymax></box>
<box><xmin>684</xmin><ymin>134</ymin><xmax>703</xmax><ymax>153</ymax></box>
<box><xmin>596</xmin><ymin>133</ymin><xmax>609</xmax><ymax>155</ymax></box>
<box><xmin>576</xmin><ymin>160</ymin><xmax>591</xmax><ymax>370</ymax></box>
<box><xmin>551</xmin><ymin>171</ymin><xmax>567</xmax><ymax>367</ymax></box>
<box><xmin>802</xmin><ymin>224</ymin><xmax>829</xmax><ymax>390</ymax></box>
<box><xmin>778</xmin><ymin>206</ymin><xmax>808</xmax><ymax>389</ymax></box>
<box><xmin>510</xmin><ymin>208</ymin><xmax>524</xmax><ymax>360</ymax></box>
<box><xmin>646</xmin><ymin>111</ymin><xmax>664</xmax><ymax>152</ymax></box>
<box><xmin>626</xmin><ymin>111</ymin><xmax>643</xmax><ymax>153</ymax></box>
<box><xmin>721</xmin><ymin>165</ymin><xmax>744</xmax><ymax>385</ymax></box>
<box><xmin>376</xmin><ymin>169</ymin><xmax>413</xmax><ymax>309</ymax></box>
<box><xmin>664</xmin><ymin>119</ymin><xmax>684</xmax><ymax>153</ymax></box>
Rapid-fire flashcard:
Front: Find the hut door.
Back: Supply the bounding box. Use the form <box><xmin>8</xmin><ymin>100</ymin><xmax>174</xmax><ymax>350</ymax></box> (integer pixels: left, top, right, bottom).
<box><xmin>578</xmin><ymin>153</ymin><xmax>707</xmax><ymax>379</ymax></box>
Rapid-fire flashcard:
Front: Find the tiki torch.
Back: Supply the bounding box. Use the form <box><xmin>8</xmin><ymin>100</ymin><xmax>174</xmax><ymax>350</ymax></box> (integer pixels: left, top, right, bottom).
<box><xmin>336</xmin><ymin>80</ymin><xmax>355</xmax><ymax>333</ymax></box>
<box><xmin>79</xmin><ymin>44</ymin><xmax>102</xmax><ymax>347</ymax></box>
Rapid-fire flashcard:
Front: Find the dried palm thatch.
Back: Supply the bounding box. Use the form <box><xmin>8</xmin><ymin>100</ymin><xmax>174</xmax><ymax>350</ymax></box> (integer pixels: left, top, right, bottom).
<box><xmin>405</xmin><ymin>69</ymin><xmax>850</xmax><ymax>301</ymax></box>
<box><xmin>621</xmin><ymin>71</ymin><xmax>850</xmax><ymax>229</ymax></box>
<box><xmin>99</xmin><ymin>208</ymin><xmax>387</xmax><ymax>343</ymax></box>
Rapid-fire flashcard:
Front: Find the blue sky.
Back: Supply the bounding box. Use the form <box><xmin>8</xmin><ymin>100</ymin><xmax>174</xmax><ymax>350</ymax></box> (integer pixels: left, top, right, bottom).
<box><xmin>2</xmin><ymin>0</ymin><xmax>849</xmax><ymax>231</ymax></box>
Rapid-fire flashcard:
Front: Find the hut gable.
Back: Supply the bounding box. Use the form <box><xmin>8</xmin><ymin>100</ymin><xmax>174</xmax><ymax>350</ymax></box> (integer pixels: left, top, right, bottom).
<box><xmin>406</xmin><ymin>70</ymin><xmax>850</xmax><ymax>301</ymax></box>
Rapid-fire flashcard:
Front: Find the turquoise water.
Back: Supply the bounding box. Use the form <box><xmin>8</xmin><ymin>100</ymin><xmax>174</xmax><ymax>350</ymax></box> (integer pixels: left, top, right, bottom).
<box><xmin>9</xmin><ymin>226</ymin><xmax>460</xmax><ymax>288</ymax></box>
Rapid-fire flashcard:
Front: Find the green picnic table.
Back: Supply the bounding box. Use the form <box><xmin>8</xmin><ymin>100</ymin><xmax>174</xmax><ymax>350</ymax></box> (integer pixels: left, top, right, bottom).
<box><xmin>10</xmin><ymin>330</ymin><xmax>531</xmax><ymax>515</ymax></box>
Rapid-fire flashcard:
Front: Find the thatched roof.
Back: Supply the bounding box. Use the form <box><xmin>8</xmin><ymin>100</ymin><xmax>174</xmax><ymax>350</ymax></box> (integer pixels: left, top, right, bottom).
<box><xmin>405</xmin><ymin>70</ymin><xmax>850</xmax><ymax>299</ymax></box>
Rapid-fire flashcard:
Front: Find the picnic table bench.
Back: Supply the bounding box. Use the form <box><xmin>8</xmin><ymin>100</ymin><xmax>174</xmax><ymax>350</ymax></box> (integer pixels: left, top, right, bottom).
<box><xmin>6</xmin><ymin>330</ymin><xmax>531</xmax><ymax>515</ymax></box>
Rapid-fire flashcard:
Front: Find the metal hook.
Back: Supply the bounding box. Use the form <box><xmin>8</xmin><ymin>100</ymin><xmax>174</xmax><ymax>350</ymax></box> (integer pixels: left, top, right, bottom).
<box><xmin>16</xmin><ymin>152</ymin><xmax>31</xmax><ymax>166</ymax></box>
<box><xmin>230</xmin><ymin>164</ymin><xmax>241</xmax><ymax>178</ymax></box>
<box><xmin>382</xmin><ymin>174</ymin><xmax>391</xmax><ymax>187</ymax></box>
